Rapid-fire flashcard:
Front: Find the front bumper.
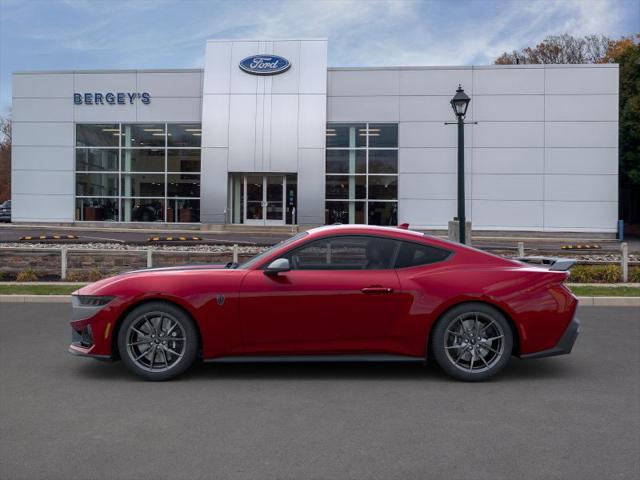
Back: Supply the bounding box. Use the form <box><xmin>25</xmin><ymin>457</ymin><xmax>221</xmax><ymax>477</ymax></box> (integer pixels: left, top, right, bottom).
<box><xmin>520</xmin><ymin>315</ymin><xmax>581</xmax><ymax>359</ymax></box>
<box><xmin>68</xmin><ymin>295</ymin><xmax>118</xmax><ymax>360</ymax></box>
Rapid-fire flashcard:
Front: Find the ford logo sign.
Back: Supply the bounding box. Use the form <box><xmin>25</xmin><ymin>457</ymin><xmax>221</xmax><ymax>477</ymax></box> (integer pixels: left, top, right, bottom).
<box><xmin>239</xmin><ymin>55</ymin><xmax>291</xmax><ymax>75</ymax></box>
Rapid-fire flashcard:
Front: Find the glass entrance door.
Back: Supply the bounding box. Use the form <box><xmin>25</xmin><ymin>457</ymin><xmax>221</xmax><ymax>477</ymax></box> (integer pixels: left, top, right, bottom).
<box><xmin>243</xmin><ymin>175</ymin><xmax>285</xmax><ymax>225</ymax></box>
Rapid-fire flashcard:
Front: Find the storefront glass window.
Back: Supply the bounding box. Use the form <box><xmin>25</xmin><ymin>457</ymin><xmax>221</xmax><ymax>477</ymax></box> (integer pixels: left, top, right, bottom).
<box><xmin>75</xmin><ymin>123</ymin><xmax>201</xmax><ymax>222</ymax></box>
<box><xmin>168</xmin><ymin>124</ymin><xmax>202</xmax><ymax>148</ymax></box>
<box><xmin>325</xmin><ymin>122</ymin><xmax>398</xmax><ymax>226</ymax></box>
<box><xmin>76</xmin><ymin>124</ymin><xmax>120</xmax><ymax>147</ymax></box>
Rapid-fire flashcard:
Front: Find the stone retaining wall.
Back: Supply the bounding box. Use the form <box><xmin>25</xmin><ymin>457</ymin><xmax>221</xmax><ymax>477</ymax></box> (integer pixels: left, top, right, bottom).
<box><xmin>0</xmin><ymin>248</ymin><xmax>254</xmax><ymax>280</ymax></box>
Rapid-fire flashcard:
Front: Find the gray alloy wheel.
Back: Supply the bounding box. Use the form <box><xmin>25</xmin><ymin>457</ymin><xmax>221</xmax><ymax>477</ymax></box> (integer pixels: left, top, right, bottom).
<box><xmin>118</xmin><ymin>301</ymin><xmax>198</xmax><ymax>381</ymax></box>
<box><xmin>431</xmin><ymin>303</ymin><xmax>513</xmax><ymax>382</ymax></box>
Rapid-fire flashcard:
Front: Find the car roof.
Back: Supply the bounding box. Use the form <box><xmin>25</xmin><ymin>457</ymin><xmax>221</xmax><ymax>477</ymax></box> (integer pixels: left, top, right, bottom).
<box><xmin>306</xmin><ymin>224</ymin><xmax>427</xmax><ymax>238</ymax></box>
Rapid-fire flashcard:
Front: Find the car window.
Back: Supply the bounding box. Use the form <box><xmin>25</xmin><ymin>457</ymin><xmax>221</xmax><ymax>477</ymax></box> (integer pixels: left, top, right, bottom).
<box><xmin>284</xmin><ymin>235</ymin><xmax>398</xmax><ymax>270</ymax></box>
<box><xmin>240</xmin><ymin>231</ymin><xmax>309</xmax><ymax>269</ymax></box>
<box><xmin>394</xmin><ymin>241</ymin><xmax>451</xmax><ymax>268</ymax></box>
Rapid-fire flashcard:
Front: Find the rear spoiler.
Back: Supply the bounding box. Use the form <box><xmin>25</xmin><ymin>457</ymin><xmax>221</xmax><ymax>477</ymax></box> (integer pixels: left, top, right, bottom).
<box><xmin>516</xmin><ymin>256</ymin><xmax>577</xmax><ymax>272</ymax></box>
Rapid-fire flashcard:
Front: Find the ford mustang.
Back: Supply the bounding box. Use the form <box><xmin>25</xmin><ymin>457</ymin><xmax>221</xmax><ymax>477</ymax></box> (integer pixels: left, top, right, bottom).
<box><xmin>68</xmin><ymin>225</ymin><xmax>580</xmax><ymax>381</ymax></box>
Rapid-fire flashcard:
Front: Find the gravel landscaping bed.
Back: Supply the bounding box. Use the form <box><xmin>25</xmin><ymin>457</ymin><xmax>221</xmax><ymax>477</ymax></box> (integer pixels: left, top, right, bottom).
<box><xmin>0</xmin><ymin>242</ymin><xmax>267</xmax><ymax>255</ymax></box>
<box><xmin>2</xmin><ymin>242</ymin><xmax>636</xmax><ymax>263</ymax></box>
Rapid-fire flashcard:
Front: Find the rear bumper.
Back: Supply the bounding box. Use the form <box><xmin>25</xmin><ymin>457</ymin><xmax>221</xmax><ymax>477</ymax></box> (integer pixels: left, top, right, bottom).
<box><xmin>520</xmin><ymin>315</ymin><xmax>580</xmax><ymax>359</ymax></box>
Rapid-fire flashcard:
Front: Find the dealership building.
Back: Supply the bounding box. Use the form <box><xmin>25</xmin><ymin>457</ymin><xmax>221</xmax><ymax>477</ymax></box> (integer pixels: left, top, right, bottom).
<box><xmin>11</xmin><ymin>39</ymin><xmax>619</xmax><ymax>232</ymax></box>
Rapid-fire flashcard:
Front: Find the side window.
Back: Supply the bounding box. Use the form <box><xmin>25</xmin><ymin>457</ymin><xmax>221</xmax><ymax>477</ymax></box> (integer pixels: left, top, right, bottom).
<box><xmin>284</xmin><ymin>236</ymin><xmax>398</xmax><ymax>270</ymax></box>
<box><xmin>395</xmin><ymin>241</ymin><xmax>451</xmax><ymax>268</ymax></box>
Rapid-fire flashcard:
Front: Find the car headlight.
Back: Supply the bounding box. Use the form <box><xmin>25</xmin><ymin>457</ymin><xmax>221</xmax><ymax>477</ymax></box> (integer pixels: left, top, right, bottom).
<box><xmin>74</xmin><ymin>295</ymin><xmax>114</xmax><ymax>307</ymax></box>
<box><xmin>72</xmin><ymin>295</ymin><xmax>115</xmax><ymax>321</ymax></box>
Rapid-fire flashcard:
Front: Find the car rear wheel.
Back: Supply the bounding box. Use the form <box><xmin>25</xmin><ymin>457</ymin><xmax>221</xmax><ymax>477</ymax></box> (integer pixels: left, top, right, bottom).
<box><xmin>117</xmin><ymin>302</ymin><xmax>198</xmax><ymax>381</ymax></box>
<box><xmin>431</xmin><ymin>303</ymin><xmax>513</xmax><ymax>382</ymax></box>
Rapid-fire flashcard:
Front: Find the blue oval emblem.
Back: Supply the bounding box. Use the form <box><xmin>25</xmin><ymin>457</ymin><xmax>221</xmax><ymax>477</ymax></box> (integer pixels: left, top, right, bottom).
<box><xmin>239</xmin><ymin>55</ymin><xmax>291</xmax><ymax>75</ymax></box>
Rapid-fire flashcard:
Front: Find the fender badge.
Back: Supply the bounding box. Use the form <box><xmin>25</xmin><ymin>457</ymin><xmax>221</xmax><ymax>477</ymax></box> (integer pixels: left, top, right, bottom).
<box><xmin>216</xmin><ymin>294</ymin><xmax>225</xmax><ymax>306</ymax></box>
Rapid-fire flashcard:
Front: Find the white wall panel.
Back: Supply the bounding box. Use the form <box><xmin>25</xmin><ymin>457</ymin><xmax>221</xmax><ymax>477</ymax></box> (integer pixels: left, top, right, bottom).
<box><xmin>270</xmin><ymin>41</ymin><xmax>301</xmax><ymax>94</ymax></box>
<box><xmin>399</xmin><ymin>199</ymin><xmax>458</xmax><ymax>228</ymax></box>
<box><xmin>12</xmin><ymin>146</ymin><xmax>73</xmax><ymax>171</ymax></box>
<box><xmin>545</xmin><ymin>148</ymin><xmax>617</xmax><ymax>175</ymax></box>
<box><xmin>400</xmin><ymin>122</ymin><xmax>471</xmax><ymax>148</ymax></box>
<box><xmin>12</xmin><ymin>170</ymin><xmax>73</xmax><ymax>195</ymax></box>
<box><xmin>399</xmin><ymin>69</ymin><xmax>472</xmax><ymax>96</ymax></box>
<box><xmin>545</xmin><ymin>66</ymin><xmax>618</xmax><ymax>94</ymax></box>
<box><xmin>399</xmin><ymin>96</ymin><xmax>471</xmax><ymax>122</ymax></box>
<box><xmin>474</xmin><ymin>122</ymin><xmax>544</xmax><ymax>148</ymax></box>
<box><xmin>227</xmin><ymin>94</ymin><xmax>257</xmax><ymax>172</ymax></box>
<box><xmin>74</xmin><ymin>104</ymin><xmax>136</xmax><ymax>122</ymax></box>
<box><xmin>328</xmin><ymin>96</ymin><xmax>399</xmax><ymax>122</ymax></box>
<box><xmin>203</xmin><ymin>42</ymin><xmax>232</xmax><ymax>94</ymax></box>
<box><xmin>74</xmin><ymin>73</ymin><xmax>136</xmax><ymax>92</ymax></box>
<box><xmin>298</xmin><ymin>94</ymin><xmax>326</xmax><ymax>149</ymax></box>
<box><xmin>11</xmin><ymin>194</ymin><xmax>74</xmax><ymax>221</ymax></box>
<box><xmin>473</xmin><ymin>148</ymin><xmax>544</xmax><ymax>174</ymax></box>
<box><xmin>400</xmin><ymin>148</ymin><xmax>472</xmax><ymax>174</ymax></box>
<box><xmin>270</xmin><ymin>94</ymin><xmax>299</xmax><ymax>172</ymax></box>
<box><xmin>200</xmin><ymin>148</ymin><xmax>228</xmax><ymax>223</ymax></box>
<box><xmin>473</xmin><ymin>200</ymin><xmax>543</xmax><ymax>229</ymax></box>
<box><xmin>13</xmin><ymin>98</ymin><xmax>73</xmax><ymax>122</ymax></box>
<box><xmin>137</xmin><ymin>72</ymin><xmax>202</xmax><ymax>97</ymax></box>
<box><xmin>544</xmin><ymin>201</ymin><xmax>617</xmax><ymax>231</ymax></box>
<box><xmin>299</xmin><ymin>40</ymin><xmax>328</xmax><ymax>94</ymax></box>
<box><xmin>545</xmin><ymin>174</ymin><xmax>617</xmax><ymax>202</ymax></box>
<box><xmin>136</xmin><ymin>97</ymin><xmax>201</xmax><ymax>122</ymax></box>
<box><xmin>473</xmin><ymin>67</ymin><xmax>544</xmax><ymax>95</ymax></box>
<box><xmin>545</xmin><ymin>122</ymin><xmax>617</xmax><ymax>148</ymax></box>
<box><xmin>328</xmin><ymin>70</ymin><xmax>398</xmax><ymax>96</ymax></box>
<box><xmin>13</xmin><ymin>73</ymin><xmax>74</xmax><ymax>98</ymax></box>
<box><xmin>228</xmin><ymin>41</ymin><xmax>260</xmax><ymax>94</ymax></box>
<box><xmin>473</xmin><ymin>174</ymin><xmax>543</xmax><ymax>201</ymax></box>
<box><xmin>297</xmin><ymin>148</ymin><xmax>325</xmax><ymax>224</ymax></box>
<box><xmin>473</xmin><ymin>95</ymin><xmax>544</xmax><ymax>122</ymax></box>
<box><xmin>545</xmin><ymin>94</ymin><xmax>618</xmax><ymax>121</ymax></box>
<box><xmin>201</xmin><ymin>95</ymin><xmax>229</xmax><ymax>148</ymax></box>
<box><xmin>400</xmin><ymin>173</ymin><xmax>472</xmax><ymax>199</ymax></box>
<box><xmin>12</xmin><ymin>122</ymin><xmax>74</xmax><ymax>146</ymax></box>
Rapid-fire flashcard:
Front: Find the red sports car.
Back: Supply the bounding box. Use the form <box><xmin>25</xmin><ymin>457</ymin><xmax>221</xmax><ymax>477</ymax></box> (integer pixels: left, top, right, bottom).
<box><xmin>69</xmin><ymin>225</ymin><xmax>579</xmax><ymax>381</ymax></box>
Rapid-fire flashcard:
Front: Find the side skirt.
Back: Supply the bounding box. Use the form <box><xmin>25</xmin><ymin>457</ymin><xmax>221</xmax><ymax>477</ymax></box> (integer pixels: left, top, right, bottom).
<box><xmin>204</xmin><ymin>354</ymin><xmax>425</xmax><ymax>364</ymax></box>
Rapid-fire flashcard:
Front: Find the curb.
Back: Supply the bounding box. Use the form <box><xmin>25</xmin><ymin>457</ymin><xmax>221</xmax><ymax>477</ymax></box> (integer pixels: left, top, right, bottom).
<box><xmin>0</xmin><ymin>295</ymin><xmax>71</xmax><ymax>303</ymax></box>
<box><xmin>0</xmin><ymin>295</ymin><xmax>639</xmax><ymax>306</ymax></box>
<box><xmin>575</xmin><ymin>296</ymin><xmax>640</xmax><ymax>306</ymax></box>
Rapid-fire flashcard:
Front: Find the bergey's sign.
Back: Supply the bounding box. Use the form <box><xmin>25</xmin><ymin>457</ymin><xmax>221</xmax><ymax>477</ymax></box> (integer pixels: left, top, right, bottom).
<box><xmin>239</xmin><ymin>55</ymin><xmax>291</xmax><ymax>75</ymax></box>
<box><xmin>74</xmin><ymin>92</ymin><xmax>151</xmax><ymax>105</ymax></box>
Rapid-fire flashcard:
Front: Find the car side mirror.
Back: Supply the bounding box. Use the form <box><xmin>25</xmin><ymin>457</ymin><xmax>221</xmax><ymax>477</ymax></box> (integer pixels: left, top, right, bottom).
<box><xmin>264</xmin><ymin>258</ymin><xmax>291</xmax><ymax>276</ymax></box>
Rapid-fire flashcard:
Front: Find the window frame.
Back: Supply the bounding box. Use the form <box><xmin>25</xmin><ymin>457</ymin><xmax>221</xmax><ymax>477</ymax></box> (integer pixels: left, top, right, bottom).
<box><xmin>325</xmin><ymin>122</ymin><xmax>399</xmax><ymax>226</ymax></box>
<box><xmin>263</xmin><ymin>233</ymin><xmax>453</xmax><ymax>271</ymax></box>
<box><xmin>74</xmin><ymin>122</ymin><xmax>202</xmax><ymax>223</ymax></box>
<box><xmin>277</xmin><ymin>234</ymin><xmax>401</xmax><ymax>271</ymax></box>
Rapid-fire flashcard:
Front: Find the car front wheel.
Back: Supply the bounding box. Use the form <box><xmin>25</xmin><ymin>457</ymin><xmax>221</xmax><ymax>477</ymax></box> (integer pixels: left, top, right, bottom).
<box><xmin>431</xmin><ymin>303</ymin><xmax>513</xmax><ymax>381</ymax></box>
<box><xmin>117</xmin><ymin>301</ymin><xmax>198</xmax><ymax>381</ymax></box>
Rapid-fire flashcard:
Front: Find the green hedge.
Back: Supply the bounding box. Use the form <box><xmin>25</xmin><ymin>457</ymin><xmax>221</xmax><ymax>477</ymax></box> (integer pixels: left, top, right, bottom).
<box><xmin>569</xmin><ymin>264</ymin><xmax>640</xmax><ymax>283</ymax></box>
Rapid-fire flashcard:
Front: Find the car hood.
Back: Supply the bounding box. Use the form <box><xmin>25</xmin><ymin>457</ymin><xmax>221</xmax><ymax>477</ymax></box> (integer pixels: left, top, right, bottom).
<box><xmin>73</xmin><ymin>264</ymin><xmax>234</xmax><ymax>296</ymax></box>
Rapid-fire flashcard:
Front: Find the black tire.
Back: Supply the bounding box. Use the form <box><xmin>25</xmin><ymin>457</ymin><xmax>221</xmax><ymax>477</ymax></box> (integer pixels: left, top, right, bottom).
<box><xmin>117</xmin><ymin>301</ymin><xmax>198</xmax><ymax>381</ymax></box>
<box><xmin>431</xmin><ymin>302</ymin><xmax>513</xmax><ymax>382</ymax></box>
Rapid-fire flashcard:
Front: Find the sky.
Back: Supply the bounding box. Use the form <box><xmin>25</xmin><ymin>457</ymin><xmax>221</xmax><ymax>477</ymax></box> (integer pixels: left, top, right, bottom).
<box><xmin>0</xmin><ymin>0</ymin><xmax>639</xmax><ymax>115</ymax></box>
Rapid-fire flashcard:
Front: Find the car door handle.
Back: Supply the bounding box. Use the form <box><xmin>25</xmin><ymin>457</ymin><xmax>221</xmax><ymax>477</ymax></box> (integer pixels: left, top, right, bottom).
<box><xmin>361</xmin><ymin>286</ymin><xmax>394</xmax><ymax>294</ymax></box>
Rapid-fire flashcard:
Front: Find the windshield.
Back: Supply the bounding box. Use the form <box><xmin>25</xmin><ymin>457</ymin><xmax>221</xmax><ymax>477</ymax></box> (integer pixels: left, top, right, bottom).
<box><xmin>239</xmin><ymin>231</ymin><xmax>309</xmax><ymax>269</ymax></box>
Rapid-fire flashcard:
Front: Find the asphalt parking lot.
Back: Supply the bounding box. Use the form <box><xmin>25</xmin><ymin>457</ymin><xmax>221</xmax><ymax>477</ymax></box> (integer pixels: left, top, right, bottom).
<box><xmin>0</xmin><ymin>304</ymin><xmax>638</xmax><ymax>480</ymax></box>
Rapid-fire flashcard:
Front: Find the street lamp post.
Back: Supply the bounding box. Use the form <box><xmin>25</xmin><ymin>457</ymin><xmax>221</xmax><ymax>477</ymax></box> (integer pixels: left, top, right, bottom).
<box><xmin>448</xmin><ymin>85</ymin><xmax>472</xmax><ymax>244</ymax></box>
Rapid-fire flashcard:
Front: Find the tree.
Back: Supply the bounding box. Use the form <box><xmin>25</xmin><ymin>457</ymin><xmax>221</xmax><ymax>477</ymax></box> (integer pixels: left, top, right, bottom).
<box><xmin>604</xmin><ymin>35</ymin><xmax>640</xmax><ymax>225</ymax></box>
<box><xmin>495</xmin><ymin>33</ymin><xmax>640</xmax><ymax>226</ymax></box>
<box><xmin>495</xmin><ymin>34</ymin><xmax>611</xmax><ymax>64</ymax></box>
<box><xmin>0</xmin><ymin>116</ymin><xmax>10</xmax><ymax>202</ymax></box>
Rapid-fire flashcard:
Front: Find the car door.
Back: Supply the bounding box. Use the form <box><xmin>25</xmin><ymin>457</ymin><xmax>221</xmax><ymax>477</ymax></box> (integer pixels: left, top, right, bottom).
<box><xmin>238</xmin><ymin>235</ymin><xmax>409</xmax><ymax>355</ymax></box>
